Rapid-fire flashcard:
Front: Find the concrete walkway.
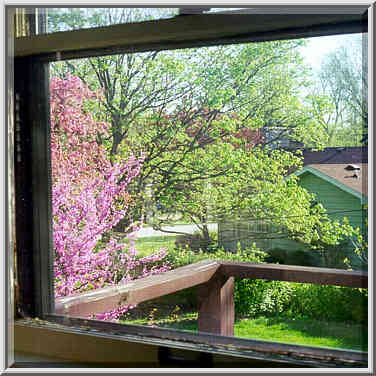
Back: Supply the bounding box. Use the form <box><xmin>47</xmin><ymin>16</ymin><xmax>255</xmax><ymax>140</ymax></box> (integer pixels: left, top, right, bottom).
<box><xmin>137</xmin><ymin>223</ymin><xmax>218</xmax><ymax>238</ymax></box>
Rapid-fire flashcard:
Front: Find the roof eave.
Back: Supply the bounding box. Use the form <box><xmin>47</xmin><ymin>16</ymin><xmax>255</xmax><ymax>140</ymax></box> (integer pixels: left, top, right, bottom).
<box><xmin>295</xmin><ymin>166</ymin><xmax>367</xmax><ymax>204</ymax></box>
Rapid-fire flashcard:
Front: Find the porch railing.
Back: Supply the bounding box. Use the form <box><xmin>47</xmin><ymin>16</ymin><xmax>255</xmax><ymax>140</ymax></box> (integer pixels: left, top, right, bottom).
<box><xmin>55</xmin><ymin>259</ymin><xmax>367</xmax><ymax>337</ymax></box>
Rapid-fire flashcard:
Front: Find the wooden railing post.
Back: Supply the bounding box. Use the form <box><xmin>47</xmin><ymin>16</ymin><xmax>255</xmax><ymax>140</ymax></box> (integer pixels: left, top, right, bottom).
<box><xmin>197</xmin><ymin>274</ymin><xmax>234</xmax><ymax>336</ymax></box>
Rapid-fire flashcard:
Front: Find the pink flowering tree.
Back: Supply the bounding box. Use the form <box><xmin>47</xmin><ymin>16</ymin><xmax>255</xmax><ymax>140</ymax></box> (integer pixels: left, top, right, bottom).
<box><xmin>51</xmin><ymin>75</ymin><xmax>170</xmax><ymax>320</ymax></box>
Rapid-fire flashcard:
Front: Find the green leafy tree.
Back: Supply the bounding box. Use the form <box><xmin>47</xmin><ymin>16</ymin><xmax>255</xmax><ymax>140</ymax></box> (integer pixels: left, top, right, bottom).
<box><xmin>48</xmin><ymin>9</ymin><xmax>349</xmax><ymax>251</ymax></box>
<box><xmin>151</xmin><ymin>144</ymin><xmax>351</xmax><ymax>248</ymax></box>
<box><xmin>308</xmin><ymin>34</ymin><xmax>367</xmax><ymax>146</ymax></box>
<box><xmin>344</xmin><ymin>206</ymin><xmax>368</xmax><ymax>271</ymax></box>
<box><xmin>47</xmin><ymin>7</ymin><xmax>178</xmax><ymax>32</ymax></box>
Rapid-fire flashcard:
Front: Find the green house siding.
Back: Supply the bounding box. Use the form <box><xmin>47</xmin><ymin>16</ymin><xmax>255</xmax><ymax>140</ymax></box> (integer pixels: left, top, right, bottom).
<box><xmin>217</xmin><ymin>220</ymin><xmax>308</xmax><ymax>253</ymax></box>
<box><xmin>298</xmin><ymin>172</ymin><xmax>365</xmax><ymax>233</ymax></box>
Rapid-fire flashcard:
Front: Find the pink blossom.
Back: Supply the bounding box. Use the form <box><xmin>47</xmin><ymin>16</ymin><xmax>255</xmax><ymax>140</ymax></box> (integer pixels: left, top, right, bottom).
<box><xmin>51</xmin><ymin>76</ymin><xmax>170</xmax><ymax>321</ymax></box>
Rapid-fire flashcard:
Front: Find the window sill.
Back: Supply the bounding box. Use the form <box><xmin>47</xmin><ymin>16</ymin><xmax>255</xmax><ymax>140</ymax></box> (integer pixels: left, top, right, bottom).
<box><xmin>14</xmin><ymin>318</ymin><xmax>160</xmax><ymax>367</ymax></box>
<box><xmin>13</xmin><ymin>318</ymin><xmax>367</xmax><ymax>368</ymax></box>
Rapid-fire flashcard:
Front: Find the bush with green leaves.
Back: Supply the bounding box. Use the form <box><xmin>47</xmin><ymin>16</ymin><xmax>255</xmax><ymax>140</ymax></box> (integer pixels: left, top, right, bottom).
<box><xmin>163</xmin><ymin>243</ymin><xmax>266</xmax><ymax>268</ymax></box>
<box><xmin>286</xmin><ymin>283</ymin><xmax>367</xmax><ymax>323</ymax></box>
<box><xmin>264</xmin><ymin>247</ymin><xmax>321</xmax><ymax>267</ymax></box>
<box><xmin>235</xmin><ymin>279</ymin><xmax>295</xmax><ymax>317</ymax></box>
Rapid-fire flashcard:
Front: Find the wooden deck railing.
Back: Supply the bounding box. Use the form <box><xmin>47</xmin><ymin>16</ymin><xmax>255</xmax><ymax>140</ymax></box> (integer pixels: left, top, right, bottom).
<box><xmin>55</xmin><ymin>260</ymin><xmax>367</xmax><ymax>337</ymax></box>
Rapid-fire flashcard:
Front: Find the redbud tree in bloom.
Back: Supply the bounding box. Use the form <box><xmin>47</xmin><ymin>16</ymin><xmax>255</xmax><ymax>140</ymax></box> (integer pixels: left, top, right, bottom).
<box><xmin>50</xmin><ymin>75</ymin><xmax>169</xmax><ymax>320</ymax></box>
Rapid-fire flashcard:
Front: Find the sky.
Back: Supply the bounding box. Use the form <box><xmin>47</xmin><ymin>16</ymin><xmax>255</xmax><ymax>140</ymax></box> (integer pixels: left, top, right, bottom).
<box><xmin>300</xmin><ymin>33</ymin><xmax>363</xmax><ymax>72</ymax></box>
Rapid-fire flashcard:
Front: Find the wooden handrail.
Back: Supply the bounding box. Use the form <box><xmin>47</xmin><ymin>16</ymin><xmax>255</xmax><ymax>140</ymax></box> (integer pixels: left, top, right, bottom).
<box><xmin>219</xmin><ymin>261</ymin><xmax>367</xmax><ymax>288</ymax></box>
<box><xmin>55</xmin><ymin>260</ymin><xmax>368</xmax><ymax>337</ymax></box>
<box><xmin>55</xmin><ymin>259</ymin><xmax>220</xmax><ymax>317</ymax></box>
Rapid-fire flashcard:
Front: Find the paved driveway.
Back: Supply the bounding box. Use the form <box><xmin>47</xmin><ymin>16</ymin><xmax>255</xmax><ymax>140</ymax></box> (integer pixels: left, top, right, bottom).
<box><xmin>137</xmin><ymin>223</ymin><xmax>217</xmax><ymax>237</ymax></box>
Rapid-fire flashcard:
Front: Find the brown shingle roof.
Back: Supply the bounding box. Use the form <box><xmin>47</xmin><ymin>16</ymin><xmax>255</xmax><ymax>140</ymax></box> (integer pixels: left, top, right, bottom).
<box><xmin>307</xmin><ymin>163</ymin><xmax>368</xmax><ymax>198</ymax></box>
<box><xmin>302</xmin><ymin>146</ymin><xmax>367</xmax><ymax>165</ymax></box>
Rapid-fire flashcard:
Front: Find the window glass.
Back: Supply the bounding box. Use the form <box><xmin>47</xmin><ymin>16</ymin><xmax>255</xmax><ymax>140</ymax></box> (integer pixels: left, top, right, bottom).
<box><xmin>206</xmin><ymin>8</ymin><xmax>250</xmax><ymax>13</ymax></box>
<box><xmin>50</xmin><ymin>28</ymin><xmax>367</xmax><ymax>353</ymax></box>
<box><xmin>45</xmin><ymin>8</ymin><xmax>179</xmax><ymax>33</ymax></box>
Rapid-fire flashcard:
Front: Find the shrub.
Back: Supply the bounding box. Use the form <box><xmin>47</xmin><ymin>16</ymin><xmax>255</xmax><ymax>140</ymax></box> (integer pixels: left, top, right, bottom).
<box><xmin>174</xmin><ymin>230</ymin><xmax>219</xmax><ymax>252</ymax></box>
<box><xmin>264</xmin><ymin>248</ymin><xmax>321</xmax><ymax>267</ymax></box>
<box><xmin>164</xmin><ymin>243</ymin><xmax>266</xmax><ymax>268</ymax></box>
<box><xmin>287</xmin><ymin>283</ymin><xmax>367</xmax><ymax>324</ymax></box>
<box><xmin>235</xmin><ymin>279</ymin><xmax>295</xmax><ymax>317</ymax></box>
<box><xmin>174</xmin><ymin>234</ymin><xmax>212</xmax><ymax>252</ymax></box>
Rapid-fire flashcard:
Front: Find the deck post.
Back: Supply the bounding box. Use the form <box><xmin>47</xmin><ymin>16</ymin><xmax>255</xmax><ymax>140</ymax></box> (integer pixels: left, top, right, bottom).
<box><xmin>197</xmin><ymin>274</ymin><xmax>234</xmax><ymax>336</ymax></box>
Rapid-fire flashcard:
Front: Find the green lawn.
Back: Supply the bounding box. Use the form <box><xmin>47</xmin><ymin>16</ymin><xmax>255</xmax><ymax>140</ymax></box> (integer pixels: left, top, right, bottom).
<box><xmin>133</xmin><ymin>235</ymin><xmax>178</xmax><ymax>257</ymax></box>
<box><xmin>142</xmin><ymin>220</ymin><xmax>189</xmax><ymax>227</ymax></box>
<box><xmin>123</xmin><ymin>313</ymin><xmax>367</xmax><ymax>352</ymax></box>
<box><xmin>116</xmin><ymin>234</ymin><xmax>176</xmax><ymax>257</ymax></box>
<box><xmin>234</xmin><ymin>316</ymin><xmax>367</xmax><ymax>351</ymax></box>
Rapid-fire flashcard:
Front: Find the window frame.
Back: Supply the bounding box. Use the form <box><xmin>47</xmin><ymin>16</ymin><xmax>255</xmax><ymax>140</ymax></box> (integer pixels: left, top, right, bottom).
<box><xmin>10</xmin><ymin>5</ymin><xmax>372</xmax><ymax>368</ymax></box>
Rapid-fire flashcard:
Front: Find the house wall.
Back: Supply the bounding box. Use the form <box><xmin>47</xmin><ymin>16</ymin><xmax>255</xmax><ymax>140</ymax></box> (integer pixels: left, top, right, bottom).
<box><xmin>218</xmin><ymin>221</ymin><xmax>307</xmax><ymax>253</ymax></box>
<box><xmin>298</xmin><ymin>173</ymin><xmax>365</xmax><ymax>233</ymax></box>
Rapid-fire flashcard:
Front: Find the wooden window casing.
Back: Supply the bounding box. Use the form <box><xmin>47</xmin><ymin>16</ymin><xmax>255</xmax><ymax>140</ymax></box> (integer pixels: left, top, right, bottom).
<box><xmin>10</xmin><ymin>6</ymin><xmax>371</xmax><ymax>368</ymax></box>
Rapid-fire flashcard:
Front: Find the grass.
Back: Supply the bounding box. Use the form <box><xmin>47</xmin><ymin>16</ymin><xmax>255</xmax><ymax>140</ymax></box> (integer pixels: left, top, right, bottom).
<box><xmin>143</xmin><ymin>220</ymin><xmax>191</xmax><ymax>227</ymax></box>
<box><xmin>143</xmin><ymin>218</ymin><xmax>217</xmax><ymax>227</ymax></box>
<box><xmin>116</xmin><ymin>233</ymin><xmax>177</xmax><ymax>257</ymax></box>
<box><xmin>122</xmin><ymin>313</ymin><xmax>367</xmax><ymax>352</ymax></box>
<box><xmin>234</xmin><ymin>316</ymin><xmax>367</xmax><ymax>351</ymax></box>
<box><xmin>133</xmin><ymin>235</ymin><xmax>178</xmax><ymax>257</ymax></box>
<box><xmin>115</xmin><ymin>222</ymin><xmax>216</xmax><ymax>257</ymax></box>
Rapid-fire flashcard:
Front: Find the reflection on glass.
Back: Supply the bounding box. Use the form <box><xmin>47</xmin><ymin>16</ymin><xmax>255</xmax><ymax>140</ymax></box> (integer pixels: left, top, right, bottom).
<box><xmin>46</xmin><ymin>8</ymin><xmax>179</xmax><ymax>33</ymax></box>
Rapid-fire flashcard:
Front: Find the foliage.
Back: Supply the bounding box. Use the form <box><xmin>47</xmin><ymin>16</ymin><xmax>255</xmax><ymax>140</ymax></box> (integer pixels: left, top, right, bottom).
<box><xmin>344</xmin><ymin>206</ymin><xmax>368</xmax><ymax>271</ymax></box>
<box><xmin>47</xmin><ymin>7</ymin><xmax>177</xmax><ymax>32</ymax></box>
<box><xmin>287</xmin><ymin>284</ymin><xmax>367</xmax><ymax>324</ymax></box>
<box><xmin>49</xmin><ymin>12</ymin><xmax>334</xmax><ymax>245</ymax></box>
<box><xmin>163</xmin><ymin>243</ymin><xmax>266</xmax><ymax>269</ymax></box>
<box><xmin>348</xmin><ymin>227</ymin><xmax>368</xmax><ymax>268</ymax></box>
<box><xmin>294</xmin><ymin>204</ymin><xmax>358</xmax><ymax>267</ymax></box>
<box><xmin>297</xmin><ymin>211</ymin><xmax>366</xmax><ymax>270</ymax></box>
<box><xmin>237</xmin><ymin>279</ymin><xmax>367</xmax><ymax>324</ymax></box>
<box><xmin>235</xmin><ymin>278</ymin><xmax>292</xmax><ymax>317</ymax></box>
<box><xmin>307</xmin><ymin>34</ymin><xmax>367</xmax><ymax>146</ymax></box>
<box><xmin>47</xmin><ymin>11</ymin><xmax>366</xmax><ymax>324</ymax></box>
<box><xmin>172</xmin><ymin>230</ymin><xmax>219</xmax><ymax>252</ymax></box>
<box><xmin>51</xmin><ymin>75</ymin><xmax>170</xmax><ymax>320</ymax></box>
<box><xmin>264</xmin><ymin>248</ymin><xmax>321</xmax><ymax>267</ymax></box>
